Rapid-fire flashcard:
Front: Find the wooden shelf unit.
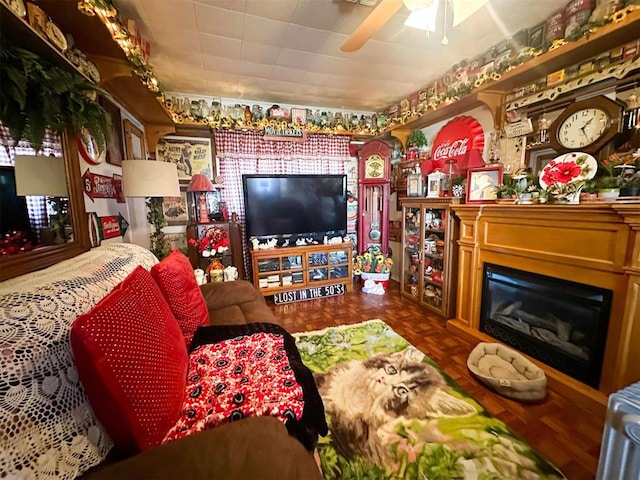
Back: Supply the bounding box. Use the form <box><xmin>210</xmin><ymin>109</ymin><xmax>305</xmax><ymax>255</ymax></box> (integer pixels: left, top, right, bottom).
<box><xmin>251</xmin><ymin>243</ymin><xmax>353</xmax><ymax>295</ymax></box>
<box><xmin>186</xmin><ymin>219</ymin><xmax>245</xmax><ymax>280</ymax></box>
<box><xmin>392</xmin><ymin>11</ymin><xmax>640</xmax><ymax>131</ymax></box>
<box><xmin>40</xmin><ymin>1</ymin><xmax>175</xmax><ymax>146</ymax></box>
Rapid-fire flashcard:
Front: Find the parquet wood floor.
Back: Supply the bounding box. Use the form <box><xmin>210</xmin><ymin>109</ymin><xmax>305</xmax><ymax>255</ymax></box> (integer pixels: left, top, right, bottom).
<box><xmin>267</xmin><ymin>279</ymin><xmax>603</xmax><ymax>480</ymax></box>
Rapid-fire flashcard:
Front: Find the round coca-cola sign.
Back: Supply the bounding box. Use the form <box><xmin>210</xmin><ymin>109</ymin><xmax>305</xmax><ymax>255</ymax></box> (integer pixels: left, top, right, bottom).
<box><xmin>430</xmin><ymin>115</ymin><xmax>485</xmax><ymax>167</ymax></box>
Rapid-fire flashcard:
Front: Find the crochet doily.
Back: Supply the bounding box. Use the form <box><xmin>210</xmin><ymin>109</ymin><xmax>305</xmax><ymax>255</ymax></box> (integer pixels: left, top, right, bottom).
<box><xmin>0</xmin><ymin>243</ymin><xmax>157</xmax><ymax>479</ymax></box>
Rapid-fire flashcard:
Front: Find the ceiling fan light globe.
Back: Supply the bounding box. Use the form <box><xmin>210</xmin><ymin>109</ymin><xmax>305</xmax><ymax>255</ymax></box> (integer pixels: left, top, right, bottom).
<box><xmin>404</xmin><ymin>1</ymin><xmax>439</xmax><ymax>31</ymax></box>
<box><xmin>403</xmin><ymin>0</ymin><xmax>435</xmax><ymax>11</ymax></box>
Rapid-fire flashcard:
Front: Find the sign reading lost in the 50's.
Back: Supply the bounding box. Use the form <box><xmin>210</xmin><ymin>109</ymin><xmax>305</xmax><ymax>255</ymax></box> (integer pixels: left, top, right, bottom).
<box><xmin>273</xmin><ymin>284</ymin><xmax>346</xmax><ymax>304</ymax></box>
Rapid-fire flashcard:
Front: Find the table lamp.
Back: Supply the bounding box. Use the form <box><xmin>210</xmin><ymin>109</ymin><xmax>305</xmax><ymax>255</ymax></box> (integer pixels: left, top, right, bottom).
<box><xmin>122</xmin><ymin>160</ymin><xmax>179</xmax><ymax>259</ymax></box>
<box><xmin>187</xmin><ymin>173</ymin><xmax>215</xmax><ymax>223</ymax></box>
<box><xmin>14</xmin><ymin>155</ymin><xmax>69</xmax><ymax>244</ymax></box>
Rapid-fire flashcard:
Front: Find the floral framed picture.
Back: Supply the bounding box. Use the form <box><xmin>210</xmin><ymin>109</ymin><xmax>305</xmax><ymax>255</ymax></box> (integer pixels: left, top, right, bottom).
<box><xmin>156</xmin><ymin>135</ymin><xmax>213</xmax><ymax>180</ymax></box>
<box><xmin>466</xmin><ymin>165</ymin><xmax>502</xmax><ymax>203</ymax></box>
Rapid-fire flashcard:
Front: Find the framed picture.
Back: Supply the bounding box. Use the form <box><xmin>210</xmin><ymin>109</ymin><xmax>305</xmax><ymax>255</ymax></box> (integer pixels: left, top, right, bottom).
<box><xmin>123</xmin><ymin>119</ymin><xmax>146</xmax><ymax>160</ymax></box>
<box><xmin>466</xmin><ymin>166</ymin><xmax>503</xmax><ymax>203</ymax></box>
<box><xmin>156</xmin><ymin>135</ymin><xmax>213</xmax><ymax>180</ymax></box>
<box><xmin>100</xmin><ymin>97</ymin><xmax>124</xmax><ymax>166</ymax></box>
<box><xmin>162</xmin><ymin>187</ymin><xmax>188</xmax><ymax>225</ymax></box>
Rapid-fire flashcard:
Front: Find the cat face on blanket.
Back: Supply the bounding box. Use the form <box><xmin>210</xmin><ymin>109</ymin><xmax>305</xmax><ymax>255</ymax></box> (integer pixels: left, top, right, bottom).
<box><xmin>314</xmin><ymin>347</ymin><xmax>475</xmax><ymax>465</ymax></box>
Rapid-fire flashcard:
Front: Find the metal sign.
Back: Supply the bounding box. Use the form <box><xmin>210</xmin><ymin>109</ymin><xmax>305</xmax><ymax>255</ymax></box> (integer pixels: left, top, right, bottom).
<box><xmin>273</xmin><ymin>283</ymin><xmax>346</xmax><ymax>304</ymax></box>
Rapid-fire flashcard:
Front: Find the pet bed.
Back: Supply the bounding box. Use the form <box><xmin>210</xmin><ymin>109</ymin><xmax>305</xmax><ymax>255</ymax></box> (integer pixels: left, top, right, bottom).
<box><xmin>467</xmin><ymin>342</ymin><xmax>547</xmax><ymax>401</ymax></box>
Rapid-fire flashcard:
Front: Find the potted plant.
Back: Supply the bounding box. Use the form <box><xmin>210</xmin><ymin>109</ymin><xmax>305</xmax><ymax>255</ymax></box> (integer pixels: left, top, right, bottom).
<box><xmin>493</xmin><ymin>173</ymin><xmax>518</xmax><ymax>201</ymax></box>
<box><xmin>353</xmin><ymin>245</ymin><xmax>393</xmax><ymax>285</ymax></box>
<box><xmin>407</xmin><ymin>130</ymin><xmax>427</xmax><ymax>150</ymax></box>
<box><xmin>595</xmin><ymin>174</ymin><xmax>621</xmax><ymax>201</ymax></box>
<box><xmin>620</xmin><ymin>173</ymin><xmax>640</xmax><ymax>197</ymax></box>
<box><xmin>580</xmin><ymin>179</ymin><xmax>599</xmax><ymax>201</ymax></box>
<box><xmin>406</xmin><ymin>130</ymin><xmax>428</xmax><ymax>159</ymax></box>
<box><xmin>0</xmin><ymin>46</ymin><xmax>109</xmax><ymax>152</ymax></box>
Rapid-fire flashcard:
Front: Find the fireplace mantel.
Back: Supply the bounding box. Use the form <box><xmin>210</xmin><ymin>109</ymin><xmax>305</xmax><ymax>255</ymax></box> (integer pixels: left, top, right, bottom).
<box><xmin>448</xmin><ymin>203</ymin><xmax>640</xmax><ymax>415</ymax></box>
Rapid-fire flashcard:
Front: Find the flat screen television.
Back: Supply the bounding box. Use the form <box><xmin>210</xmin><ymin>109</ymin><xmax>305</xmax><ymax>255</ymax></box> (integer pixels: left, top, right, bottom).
<box><xmin>242</xmin><ymin>174</ymin><xmax>347</xmax><ymax>239</ymax></box>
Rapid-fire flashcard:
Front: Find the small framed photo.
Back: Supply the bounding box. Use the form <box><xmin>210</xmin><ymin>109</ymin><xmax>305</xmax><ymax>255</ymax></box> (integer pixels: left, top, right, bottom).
<box><xmin>466</xmin><ymin>166</ymin><xmax>502</xmax><ymax>203</ymax></box>
<box><xmin>100</xmin><ymin>97</ymin><xmax>125</xmax><ymax>166</ymax></box>
<box><xmin>162</xmin><ymin>187</ymin><xmax>188</xmax><ymax>225</ymax></box>
<box><xmin>123</xmin><ymin>119</ymin><xmax>146</xmax><ymax>160</ymax></box>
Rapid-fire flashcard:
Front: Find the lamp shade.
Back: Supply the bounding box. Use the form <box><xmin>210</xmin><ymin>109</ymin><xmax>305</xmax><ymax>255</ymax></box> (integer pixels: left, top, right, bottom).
<box><xmin>14</xmin><ymin>155</ymin><xmax>68</xmax><ymax>197</ymax></box>
<box><xmin>187</xmin><ymin>173</ymin><xmax>215</xmax><ymax>192</ymax></box>
<box><xmin>122</xmin><ymin>160</ymin><xmax>180</xmax><ymax>197</ymax></box>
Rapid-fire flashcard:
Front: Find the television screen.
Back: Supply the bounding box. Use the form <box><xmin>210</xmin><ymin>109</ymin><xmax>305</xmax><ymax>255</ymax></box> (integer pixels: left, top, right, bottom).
<box><xmin>242</xmin><ymin>174</ymin><xmax>347</xmax><ymax>238</ymax></box>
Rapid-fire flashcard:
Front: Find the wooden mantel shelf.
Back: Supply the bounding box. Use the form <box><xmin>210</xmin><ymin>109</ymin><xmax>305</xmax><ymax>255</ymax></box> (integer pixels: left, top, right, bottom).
<box><xmin>394</xmin><ymin>11</ymin><xmax>640</xmax><ymax>131</ymax></box>
<box><xmin>449</xmin><ymin>202</ymin><xmax>640</xmax><ymax>416</ymax></box>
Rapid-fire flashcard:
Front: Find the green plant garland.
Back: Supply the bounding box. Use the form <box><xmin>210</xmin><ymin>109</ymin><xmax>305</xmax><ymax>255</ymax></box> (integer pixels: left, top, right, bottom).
<box><xmin>146</xmin><ymin>197</ymin><xmax>171</xmax><ymax>260</ymax></box>
<box><xmin>0</xmin><ymin>45</ymin><xmax>110</xmax><ymax>152</ymax></box>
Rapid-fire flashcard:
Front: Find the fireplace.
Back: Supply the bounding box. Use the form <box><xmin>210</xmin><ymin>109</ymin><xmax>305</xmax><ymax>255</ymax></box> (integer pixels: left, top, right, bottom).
<box><xmin>480</xmin><ymin>263</ymin><xmax>611</xmax><ymax>388</ymax></box>
<box><xmin>448</xmin><ymin>203</ymin><xmax>640</xmax><ymax>415</ymax></box>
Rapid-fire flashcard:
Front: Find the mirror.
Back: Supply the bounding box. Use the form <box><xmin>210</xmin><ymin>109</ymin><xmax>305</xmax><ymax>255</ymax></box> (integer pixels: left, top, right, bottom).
<box><xmin>0</xmin><ymin>130</ymin><xmax>90</xmax><ymax>281</ymax></box>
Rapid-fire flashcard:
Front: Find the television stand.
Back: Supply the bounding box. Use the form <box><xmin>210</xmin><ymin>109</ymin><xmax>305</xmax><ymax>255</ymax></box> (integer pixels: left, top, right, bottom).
<box><xmin>250</xmin><ymin>242</ymin><xmax>353</xmax><ymax>296</ymax></box>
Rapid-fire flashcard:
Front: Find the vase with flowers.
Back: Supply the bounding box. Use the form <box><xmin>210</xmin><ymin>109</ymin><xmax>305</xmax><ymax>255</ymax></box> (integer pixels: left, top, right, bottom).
<box><xmin>188</xmin><ymin>226</ymin><xmax>230</xmax><ymax>282</ymax></box>
<box><xmin>539</xmin><ymin>152</ymin><xmax>597</xmax><ymax>204</ymax></box>
<box><xmin>353</xmin><ymin>246</ymin><xmax>393</xmax><ymax>285</ymax></box>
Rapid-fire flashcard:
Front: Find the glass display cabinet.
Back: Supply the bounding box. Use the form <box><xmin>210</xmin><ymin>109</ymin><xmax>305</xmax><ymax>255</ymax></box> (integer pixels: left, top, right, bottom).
<box><xmin>400</xmin><ymin>197</ymin><xmax>460</xmax><ymax>318</ymax></box>
<box><xmin>251</xmin><ymin>243</ymin><xmax>352</xmax><ymax>295</ymax></box>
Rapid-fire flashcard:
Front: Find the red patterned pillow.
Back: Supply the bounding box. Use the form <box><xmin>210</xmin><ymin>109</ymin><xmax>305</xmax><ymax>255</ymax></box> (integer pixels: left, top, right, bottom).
<box><xmin>150</xmin><ymin>249</ymin><xmax>209</xmax><ymax>346</ymax></box>
<box><xmin>71</xmin><ymin>266</ymin><xmax>188</xmax><ymax>454</ymax></box>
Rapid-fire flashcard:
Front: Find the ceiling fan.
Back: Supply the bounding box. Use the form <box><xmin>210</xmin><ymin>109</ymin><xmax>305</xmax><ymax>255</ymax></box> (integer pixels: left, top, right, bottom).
<box><xmin>341</xmin><ymin>0</ymin><xmax>490</xmax><ymax>52</ymax></box>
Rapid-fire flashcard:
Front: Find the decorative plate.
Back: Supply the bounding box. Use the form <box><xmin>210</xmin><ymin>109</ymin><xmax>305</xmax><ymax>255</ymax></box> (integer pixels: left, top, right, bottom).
<box><xmin>2</xmin><ymin>0</ymin><xmax>26</xmax><ymax>18</ymax></box>
<box><xmin>85</xmin><ymin>60</ymin><xmax>101</xmax><ymax>83</ymax></box>
<box><xmin>538</xmin><ymin>152</ymin><xmax>597</xmax><ymax>189</ymax></box>
<box><xmin>45</xmin><ymin>19</ymin><xmax>67</xmax><ymax>51</ymax></box>
<box><xmin>77</xmin><ymin>128</ymin><xmax>105</xmax><ymax>165</ymax></box>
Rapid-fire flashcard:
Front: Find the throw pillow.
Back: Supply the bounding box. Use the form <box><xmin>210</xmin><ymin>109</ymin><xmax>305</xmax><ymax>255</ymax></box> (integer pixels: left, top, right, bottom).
<box><xmin>150</xmin><ymin>249</ymin><xmax>209</xmax><ymax>346</ymax></box>
<box><xmin>70</xmin><ymin>266</ymin><xmax>188</xmax><ymax>454</ymax></box>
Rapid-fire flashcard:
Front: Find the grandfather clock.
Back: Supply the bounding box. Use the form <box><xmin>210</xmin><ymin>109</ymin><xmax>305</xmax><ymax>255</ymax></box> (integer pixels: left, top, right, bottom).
<box><xmin>358</xmin><ymin>139</ymin><xmax>392</xmax><ymax>254</ymax></box>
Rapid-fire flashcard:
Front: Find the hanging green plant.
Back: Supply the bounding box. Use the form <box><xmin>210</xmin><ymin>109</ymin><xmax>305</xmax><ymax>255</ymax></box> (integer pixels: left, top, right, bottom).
<box><xmin>0</xmin><ymin>46</ymin><xmax>110</xmax><ymax>152</ymax></box>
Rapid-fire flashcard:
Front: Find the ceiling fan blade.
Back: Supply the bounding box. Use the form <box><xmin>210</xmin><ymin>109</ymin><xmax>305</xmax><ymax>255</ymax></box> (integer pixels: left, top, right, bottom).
<box><xmin>451</xmin><ymin>0</ymin><xmax>489</xmax><ymax>27</ymax></box>
<box><xmin>341</xmin><ymin>0</ymin><xmax>404</xmax><ymax>52</ymax></box>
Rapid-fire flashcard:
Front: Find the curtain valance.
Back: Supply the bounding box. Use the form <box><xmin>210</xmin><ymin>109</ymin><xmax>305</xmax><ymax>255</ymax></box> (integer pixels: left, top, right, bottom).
<box><xmin>214</xmin><ymin>130</ymin><xmax>352</xmax><ymax>162</ymax></box>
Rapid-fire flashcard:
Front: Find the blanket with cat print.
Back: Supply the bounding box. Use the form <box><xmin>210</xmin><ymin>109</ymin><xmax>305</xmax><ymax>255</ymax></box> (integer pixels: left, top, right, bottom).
<box><xmin>295</xmin><ymin>320</ymin><xmax>566</xmax><ymax>480</ymax></box>
<box><xmin>163</xmin><ymin>323</ymin><xmax>327</xmax><ymax>451</ymax></box>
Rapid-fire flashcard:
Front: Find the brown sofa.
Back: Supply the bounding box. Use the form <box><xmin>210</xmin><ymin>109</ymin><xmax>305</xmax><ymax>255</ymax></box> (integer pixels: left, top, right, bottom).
<box><xmin>85</xmin><ymin>280</ymin><xmax>323</xmax><ymax>479</ymax></box>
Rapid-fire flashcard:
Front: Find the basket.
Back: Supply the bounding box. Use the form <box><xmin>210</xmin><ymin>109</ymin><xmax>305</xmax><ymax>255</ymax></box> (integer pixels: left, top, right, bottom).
<box><xmin>360</xmin><ymin>272</ymin><xmax>390</xmax><ymax>289</ymax></box>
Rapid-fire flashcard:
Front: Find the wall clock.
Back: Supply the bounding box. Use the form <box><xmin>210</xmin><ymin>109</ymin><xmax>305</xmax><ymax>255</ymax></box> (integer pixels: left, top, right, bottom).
<box><xmin>548</xmin><ymin>95</ymin><xmax>622</xmax><ymax>153</ymax></box>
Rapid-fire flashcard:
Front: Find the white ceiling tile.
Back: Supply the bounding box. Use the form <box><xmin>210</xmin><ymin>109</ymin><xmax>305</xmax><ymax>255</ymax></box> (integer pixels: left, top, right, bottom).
<box><xmin>281</xmin><ymin>24</ymin><xmax>330</xmax><ymax>53</ymax></box>
<box><xmin>242</xmin><ymin>16</ymin><xmax>289</xmax><ymax>47</ymax></box>
<box><xmin>195</xmin><ymin>0</ymin><xmax>247</xmax><ymax>12</ymax></box>
<box><xmin>240</xmin><ymin>42</ymin><xmax>282</xmax><ymax>64</ymax></box>
<box><xmin>245</xmin><ymin>0</ymin><xmax>297</xmax><ymax>22</ymax></box>
<box><xmin>194</xmin><ymin>2</ymin><xmax>246</xmax><ymax>39</ymax></box>
<box><xmin>199</xmin><ymin>33</ymin><xmax>242</xmax><ymax>59</ymax></box>
<box><xmin>237</xmin><ymin>62</ymin><xmax>274</xmax><ymax>79</ymax></box>
<box><xmin>138</xmin><ymin>0</ymin><xmax>198</xmax><ymax>31</ymax></box>
<box><xmin>202</xmin><ymin>55</ymin><xmax>241</xmax><ymax>75</ymax></box>
<box><xmin>290</xmin><ymin>0</ymin><xmax>344</xmax><ymax>31</ymax></box>
<box><xmin>150</xmin><ymin>29</ymin><xmax>202</xmax><ymax>55</ymax></box>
